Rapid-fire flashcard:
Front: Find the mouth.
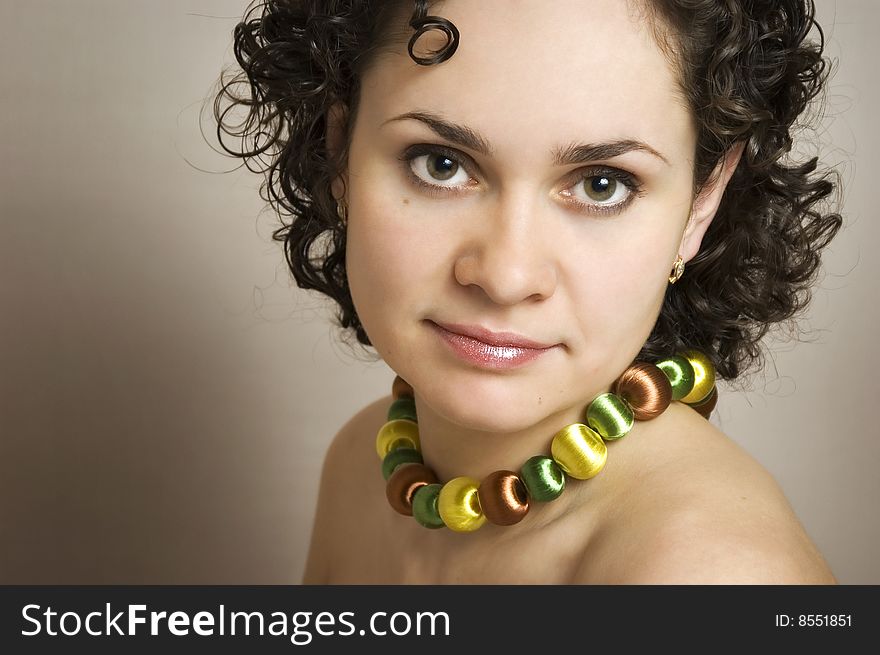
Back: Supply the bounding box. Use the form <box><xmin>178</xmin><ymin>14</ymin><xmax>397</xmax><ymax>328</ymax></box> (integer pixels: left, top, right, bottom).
<box><xmin>427</xmin><ymin>320</ymin><xmax>560</xmax><ymax>370</ymax></box>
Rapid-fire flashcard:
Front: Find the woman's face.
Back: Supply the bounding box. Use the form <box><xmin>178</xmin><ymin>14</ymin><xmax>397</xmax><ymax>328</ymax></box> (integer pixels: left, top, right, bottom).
<box><xmin>341</xmin><ymin>0</ymin><xmax>710</xmax><ymax>432</ymax></box>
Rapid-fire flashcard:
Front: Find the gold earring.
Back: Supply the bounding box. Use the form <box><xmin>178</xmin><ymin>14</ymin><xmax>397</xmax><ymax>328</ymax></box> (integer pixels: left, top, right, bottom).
<box><xmin>336</xmin><ymin>201</ymin><xmax>347</xmax><ymax>226</ymax></box>
<box><xmin>668</xmin><ymin>254</ymin><xmax>685</xmax><ymax>284</ymax></box>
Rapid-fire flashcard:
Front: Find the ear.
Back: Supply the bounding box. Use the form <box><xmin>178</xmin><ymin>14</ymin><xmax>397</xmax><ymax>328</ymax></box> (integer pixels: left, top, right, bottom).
<box><xmin>326</xmin><ymin>101</ymin><xmax>350</xmax><ymax>202</ymax></box>
<box><xmin>679</xmin><ymin>141</ymin><xmax>746</xmax><ymax>262</ymax></box>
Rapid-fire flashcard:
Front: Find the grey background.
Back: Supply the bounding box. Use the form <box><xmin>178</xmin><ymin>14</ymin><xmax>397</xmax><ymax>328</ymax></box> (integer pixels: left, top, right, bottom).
<box><xmin>1</xmin><ymin>0</ymin><xmax>876</xmax><ymax>583</ymax></box>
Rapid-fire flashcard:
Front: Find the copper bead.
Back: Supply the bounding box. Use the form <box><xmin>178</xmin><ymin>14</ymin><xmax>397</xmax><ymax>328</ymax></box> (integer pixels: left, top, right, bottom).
<box><xmin>690</xmin><ymin>385</ymin><xmax>718</xmax><ymax>419</ymax></box>
<box><xmin>613</xmin><ymin>362</ymin><xmax>673</xmax><ymax>421</ymax></box>
<box><xmin>386</xmin><ymin>463</ymin><xmax>438</xmax><ymax>516</ymax></box>
<box><xmin>478</xmin><ymin>470</ymin><xmax>530</xmax><ymax>526</ymax></box>
<box><xmin>392</xmin><ymin>375</ymin><xmax>414</xmax><ymax>399</ymax></box>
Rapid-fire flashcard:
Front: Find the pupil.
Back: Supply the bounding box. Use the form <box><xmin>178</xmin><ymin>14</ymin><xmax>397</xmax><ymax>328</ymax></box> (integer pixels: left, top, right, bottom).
<box><xmin>587</xmin><ymin>176</ymin><xmax>616</xmax><ymax>201</ymax></box>
<box><xmin>428</xmin><ymin>155</ymin><xmax>457</xmax><ymax>180</ymax></box>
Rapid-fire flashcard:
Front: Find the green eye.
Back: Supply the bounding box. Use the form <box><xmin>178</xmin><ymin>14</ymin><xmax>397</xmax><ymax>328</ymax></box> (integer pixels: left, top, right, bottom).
<box><xmin>584</xmin><ymin>176</ymin><xmax>618</xmax><ymax>202</ymax></box>
<box><xmin>425</xmin><ymin>154</ymin><xmax>459</xmax><ymax>181</ymax></box>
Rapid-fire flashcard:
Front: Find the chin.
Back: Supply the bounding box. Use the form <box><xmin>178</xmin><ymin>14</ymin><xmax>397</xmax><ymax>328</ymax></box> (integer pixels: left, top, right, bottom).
<box><xmin>418</xmin><ymin>376</ymin><xmax>564</xmax><ymax>434</ymax></box>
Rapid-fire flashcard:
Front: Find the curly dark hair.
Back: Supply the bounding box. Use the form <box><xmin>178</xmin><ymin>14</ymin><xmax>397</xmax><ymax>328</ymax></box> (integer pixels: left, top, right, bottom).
<box><xmin>211</xmin><ymin>0</ymin><xmax>842</xmax><ymax>381</ymax></box>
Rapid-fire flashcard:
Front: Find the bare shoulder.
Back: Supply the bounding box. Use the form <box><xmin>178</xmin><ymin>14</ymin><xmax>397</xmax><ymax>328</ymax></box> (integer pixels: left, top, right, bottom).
<box><xmin>573</xmin><ymin>403</ymin><xmax>837</xmax><ymax>585</ymax></box>
<box><xmin>301</xmin><ymin>394</ymin><xmax>392</xmax><ymax>584</ymax></box>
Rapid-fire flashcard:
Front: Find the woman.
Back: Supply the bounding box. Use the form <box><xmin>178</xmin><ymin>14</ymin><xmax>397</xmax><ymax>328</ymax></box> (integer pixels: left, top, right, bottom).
<box><xmin>215</xmin><ymin>0</ymin><xmax>841</xmax><ymax>583</ymax></box>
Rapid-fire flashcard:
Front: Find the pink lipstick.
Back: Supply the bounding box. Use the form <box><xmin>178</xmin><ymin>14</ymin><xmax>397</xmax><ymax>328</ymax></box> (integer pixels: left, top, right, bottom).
<box><xmin>429</xmin><ymin>321</ymin><xmax>560</xmax><ymax>370</ymax></box>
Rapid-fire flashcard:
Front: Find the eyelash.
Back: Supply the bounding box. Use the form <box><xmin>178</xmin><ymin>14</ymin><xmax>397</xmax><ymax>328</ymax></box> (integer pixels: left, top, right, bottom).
<box><xmin>397</xmin><ymin>144</ymin><xmax>646</xmax><ymax>216</ymax></box>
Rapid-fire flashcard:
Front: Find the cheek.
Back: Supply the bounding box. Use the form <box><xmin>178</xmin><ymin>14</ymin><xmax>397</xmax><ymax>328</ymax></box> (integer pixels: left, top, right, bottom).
<box><xmin>570</xmin><ymin>261</ymin><xmax>666</xmax><ymax>327</ymax></box>
<box><xmin>610</xmin><ymin>257</ymin><xmax>669</xmax><ymax>338</ymax></box>
<box><xmin>596</xmin><ymin>194</ymin><xmax>690</xmax><ymax>314</ymax></box>
<box><xmin>345</xmin><ymin>189</ymin><xmax>434</xmax><ymax>340</ymax></box>
<box><xmin>563</xmin><ymin>225</ymin><xmax>677</xmax><ymax>354</ymax></box>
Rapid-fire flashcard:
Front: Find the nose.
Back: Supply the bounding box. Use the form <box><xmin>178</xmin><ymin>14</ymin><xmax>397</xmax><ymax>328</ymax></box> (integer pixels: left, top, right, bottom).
<box><xmin>453</xmin><ymin>195</ymin><xmax>559</xmax><ymax>305</ymax></box>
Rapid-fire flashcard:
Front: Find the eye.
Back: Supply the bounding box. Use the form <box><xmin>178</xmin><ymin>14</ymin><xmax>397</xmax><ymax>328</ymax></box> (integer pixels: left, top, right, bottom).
<box><xmin>399</xmin><ymin>144</ymin><xmax>476</xmax><ymax>192</ymax></box>
<box><xmin>583</xmin><ymin>175</ymin><xmax>626</xmax><ymax>203</ymax></box>
<box><xmin>560</xmin><ymin>169</ymin><xmax>644</xmax><ymax>215</ymax></box>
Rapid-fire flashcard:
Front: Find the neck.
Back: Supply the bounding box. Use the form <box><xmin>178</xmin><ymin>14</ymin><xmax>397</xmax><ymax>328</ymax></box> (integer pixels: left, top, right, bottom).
<box><xmin>411</xmin><ymin>392</ymin><xmax>602</xmax><ymax>484</ymax></box>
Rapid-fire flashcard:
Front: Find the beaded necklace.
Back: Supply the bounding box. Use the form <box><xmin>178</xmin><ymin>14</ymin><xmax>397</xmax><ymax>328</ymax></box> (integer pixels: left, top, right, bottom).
<box><xmin>375</xmin><ymin>350</ymin><xmax>718</xmax><ymax>533</ymax></box>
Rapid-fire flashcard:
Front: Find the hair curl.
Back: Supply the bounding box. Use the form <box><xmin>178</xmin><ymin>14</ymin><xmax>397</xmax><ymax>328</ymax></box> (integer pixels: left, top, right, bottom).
<box><xmin>212</xmin><ymin>0</ymin><xmax>842</xmax><ymax>381</ymax></box>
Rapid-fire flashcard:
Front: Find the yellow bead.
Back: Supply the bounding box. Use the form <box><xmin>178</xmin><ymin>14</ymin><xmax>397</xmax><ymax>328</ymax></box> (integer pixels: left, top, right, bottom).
<box><xmin>375</xmin><ymin>419</ymin><xmax>420</xmax><ymax>460</ymax></box>
<box><xmin>678</xmin><ymin>349</ymin><xmax>716</xmax><ymax>404</ymax></box>
<box><xmin>437</xmin><ymin>477</ymin><xmax>486</xmax><ymax>533</ymax></box>
<box><xmin>550</xmin><ymin>423</ymin><xmax>607</xmax><ymax>480</ymax></box>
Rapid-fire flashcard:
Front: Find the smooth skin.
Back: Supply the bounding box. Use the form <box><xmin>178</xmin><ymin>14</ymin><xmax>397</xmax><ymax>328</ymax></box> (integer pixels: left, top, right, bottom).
<box><xmin>302</xmin><ymin>0</ymin><xmax>837</xmax><ymax>584</ymax></box>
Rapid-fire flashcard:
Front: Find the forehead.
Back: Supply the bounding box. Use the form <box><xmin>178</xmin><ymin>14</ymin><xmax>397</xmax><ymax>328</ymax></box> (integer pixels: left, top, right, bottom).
<box><xmin>359</xmin><ymin>0</ymin><xmax>695</xmax><ymax>164</ymax></box>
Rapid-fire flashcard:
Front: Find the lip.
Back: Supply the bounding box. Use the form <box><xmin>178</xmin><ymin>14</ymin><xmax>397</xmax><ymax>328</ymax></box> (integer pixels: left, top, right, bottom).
<box><xmin>428</xmin><ymin>320</ymin><xmax>560</xmax><ymax>370</ymax></box>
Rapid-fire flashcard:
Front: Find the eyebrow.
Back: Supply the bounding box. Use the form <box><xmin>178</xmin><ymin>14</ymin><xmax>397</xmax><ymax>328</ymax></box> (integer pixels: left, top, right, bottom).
<box><xmin>381</xmin><ymin>110</ymin><xmax>670</xmax><ymax>167</ymax></box>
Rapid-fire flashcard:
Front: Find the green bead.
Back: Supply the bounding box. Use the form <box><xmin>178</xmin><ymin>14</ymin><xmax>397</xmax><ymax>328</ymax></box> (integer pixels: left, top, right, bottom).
<box><xmin>381</xmin><ymin>447</ymin><xmax>423</xmax><ymax>480</ymax></box>
<box><xmin>586</xmin><ymin>392</ymin><xmax>634</xmax><ymax>441</ymax></box>
<box><xmin>387</xmin><ymin>396</ymin><xmax>417</xmax><ymax>422</ymax></box>
<box><xmin>520</xmin><ymin>455</ymin><xmax>565</xmax><ymax>502</ymax></box>
<box><xmin>655</xmin><ymin>355</ymin><xmax>696</xmax><ymax>401</ymax></box>
<box><xmin>412</xmin><ymin>483</ymin><xmax>445</xmax><ymax>529</ymax></box>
